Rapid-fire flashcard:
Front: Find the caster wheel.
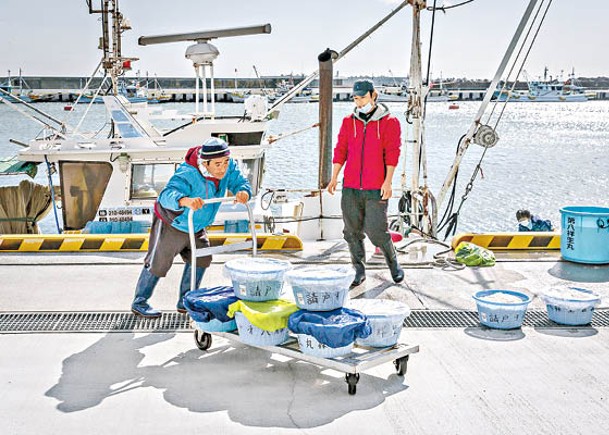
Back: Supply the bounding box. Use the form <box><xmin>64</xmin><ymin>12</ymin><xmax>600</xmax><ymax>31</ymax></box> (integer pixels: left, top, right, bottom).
<box><xmin>394</xmin><ymin>355</ymin><xmax>409</xmax><ymax>376</ymax></box>
<box><xmin>194</xmin><ymin>330</ymin><xmax>212</xmax><ymax>351</ymax></box>
<box><xmin>345</xmin><ymin>373</ymin><xmax>360</xmax><ymax>395</ymax></box>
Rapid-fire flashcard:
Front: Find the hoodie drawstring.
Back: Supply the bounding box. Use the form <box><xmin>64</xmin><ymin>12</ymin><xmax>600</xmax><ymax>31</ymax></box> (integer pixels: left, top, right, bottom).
<box><xmin>352</xmin><ymin>117</ymin><xmax>356</xmax><ymax>138</ymax></box>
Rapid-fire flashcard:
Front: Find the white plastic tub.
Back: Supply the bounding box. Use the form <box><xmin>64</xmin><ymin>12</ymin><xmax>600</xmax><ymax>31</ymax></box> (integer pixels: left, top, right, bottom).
<box><xmin>285</xmin><ymin>266</ymin><xmax>355</xmax><ymax>311</ymax></box>
<box><xmin>542</xmin><ymin>286</ymin><xmax>601</xmax><ymax>325</ymax></box>
<box><xmin>234</xmin><ymin>312</ymin><xmax>289</xmax><ymax>346</ymax></box>
<box><xmin>348</xmin><ymin>299</ymin><xmax>411</xmax><ymax>347</ymax></box>
<box><xmin>224</xmin><ymin>258</ymin><xmax>292</xmax><ymax>301</ymax></box>
<box><xmin>296</xmin><ymin>333</ymin><xmax>353</xmax><ymax>358</ymax></box>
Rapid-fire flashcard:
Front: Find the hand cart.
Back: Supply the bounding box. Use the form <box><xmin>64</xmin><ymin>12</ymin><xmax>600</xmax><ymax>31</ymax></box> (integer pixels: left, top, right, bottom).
<box><xmin>187</xmin><ymin>199</ymin><xmax>419</xmax><ymax>395</ymax></box>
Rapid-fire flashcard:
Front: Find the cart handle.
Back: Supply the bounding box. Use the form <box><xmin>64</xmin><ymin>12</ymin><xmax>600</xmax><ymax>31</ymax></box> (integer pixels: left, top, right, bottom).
<box><xmin>187</xmin><ymin>197</ymin><xmax>257</xmax><ymax>292</ymax></box>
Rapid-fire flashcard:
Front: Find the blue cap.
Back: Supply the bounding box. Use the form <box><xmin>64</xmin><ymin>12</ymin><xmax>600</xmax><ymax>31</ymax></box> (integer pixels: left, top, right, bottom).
<box><xmin>352</xmin><ymin>79</ymin><xmax>375</xmax><ymax>97</ymax></box>
<box><xmin>199</xmin><ymin>137</ymin><xmax>230</xmax><ymax>160</ymax></box>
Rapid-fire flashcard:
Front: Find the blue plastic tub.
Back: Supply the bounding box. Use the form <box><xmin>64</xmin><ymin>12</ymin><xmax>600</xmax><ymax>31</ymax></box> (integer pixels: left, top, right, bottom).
<box><xmin>560</xmin><ymin>206</ymin><xmax>609</xmax><ymax>264</ymax></box>
<box><xmin>194</xmin><ymin>318</ymin><xmax>237</xmax><ymax>333</ymax></box>
<box><xmin>224</xmin><ymin>258</ymin><xmax>292</xmax><ymax>302</ymax></box>
<box><xmin>234</xmin><ymin>312</ymin><xmax>289</xmax><ymax>346</ymax></box>
<box><xmin>285</xmin><ymin>266</ymin><xmax>355</xmax><ymax>311</ymax></box>
<box><xmin>542</xmin><ymin>287</ymin><xmax>601</xmax><ymax>326</ymax></box>
<box><xmin>348</xmin><ymin>299</ymin><xmax>411</xmax><ymax>347</ymax></box>
<box><xmin>473</xmin><ymin>290</ymin><xmax>531</xmax><ymax>329</ymax></box>
<box><xmin>296</xmin><ymin>333</ymin><xmax>353</xmax><ymax>358</ymax></box>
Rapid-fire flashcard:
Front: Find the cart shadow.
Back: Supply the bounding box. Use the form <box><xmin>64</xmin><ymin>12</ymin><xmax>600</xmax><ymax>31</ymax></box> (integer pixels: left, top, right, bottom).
<box><xmin>46</xmin><ymin>332</ymin><xmax>410</xmax><ymax>427</ymax></box>
<box><xmin>143</xmin><ymin>343</ymin><xmax>410</xmax><ymax>427</ymax></box>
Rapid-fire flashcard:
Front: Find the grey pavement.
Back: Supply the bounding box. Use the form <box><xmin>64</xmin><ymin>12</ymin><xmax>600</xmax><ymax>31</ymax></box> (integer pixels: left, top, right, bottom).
<box><xmin>1</xmin><ymin>241</ymin><xmax>609</xmax><ymax>434</ymax></box>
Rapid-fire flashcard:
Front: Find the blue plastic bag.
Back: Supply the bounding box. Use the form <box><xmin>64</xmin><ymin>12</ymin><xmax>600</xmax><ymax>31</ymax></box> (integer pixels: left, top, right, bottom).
<box><xmin>288</xmin><ymin>308</ymin><xmax>372</xmax><ymax>349</ymax></box>
<box><xmin>183</xmin><ymin>286</ymin><xmax>239</xmax><ymax>323</ymax></box>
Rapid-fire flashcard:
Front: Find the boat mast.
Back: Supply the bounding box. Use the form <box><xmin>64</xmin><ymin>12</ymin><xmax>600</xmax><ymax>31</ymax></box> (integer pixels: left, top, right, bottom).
<box><xmin>86</xmin><ymin>0</ymin><xmax>137</xmax><ymax>96</ymax></box>
<box><xmin>407</xmin><ymin>0</ymin><xmax>430</xmax><ymax>233</ymax></box>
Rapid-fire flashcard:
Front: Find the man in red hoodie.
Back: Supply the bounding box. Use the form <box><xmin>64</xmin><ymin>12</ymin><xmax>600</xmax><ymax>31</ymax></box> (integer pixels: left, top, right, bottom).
<box><xmin>327</xmin><ymin>79</ymin><xmax>404</xmax><ymax>288</ymax></box>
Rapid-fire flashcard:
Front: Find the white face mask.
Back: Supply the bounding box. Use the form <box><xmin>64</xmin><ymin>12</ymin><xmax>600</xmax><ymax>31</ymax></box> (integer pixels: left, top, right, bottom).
<box><xmin>357</xmin><ymin>102</ymin><xmax>373</xmax><ymax>114</ymax></box>
<box><xmin>519</xmin><ymin>219</ymin><xmax>532</xmax><ymax>229</ymax></box>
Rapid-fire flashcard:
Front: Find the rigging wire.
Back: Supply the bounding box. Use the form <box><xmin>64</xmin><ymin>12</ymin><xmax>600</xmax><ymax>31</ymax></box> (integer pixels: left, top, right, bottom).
<box><xmin>427</xmin><ymin>0</ymin><xmax>475</xmax><ymax>12</ymax></box>
<box><xmin>436</xmin><ymin>0</ymin><xmax>553</xmax><ymax>239</ymax></box>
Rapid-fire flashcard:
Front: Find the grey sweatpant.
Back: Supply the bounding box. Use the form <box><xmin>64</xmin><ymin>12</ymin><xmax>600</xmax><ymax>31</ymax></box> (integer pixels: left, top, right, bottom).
<box><xmin>341</xmin><ymin>188</ymin><xmax>391</xmax><ymax>247</ymax></box>
<box><xmin>145</xmin><ymin>215</ymin><xmax>212</xmax><ymax>277</ymax></box>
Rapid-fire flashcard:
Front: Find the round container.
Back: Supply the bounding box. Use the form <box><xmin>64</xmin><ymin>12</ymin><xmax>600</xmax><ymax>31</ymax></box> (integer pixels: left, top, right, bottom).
<box><xmin>349</xmin><ymin>299</ymin><xmax>411</xmax><ymax>347</ymax></box>
<box><xmin>296</xmin><ymin>333</ymin><xmax>353</xmax><ymax>358</ymax></box>
<box><xmin>560</xmin><ymin>206</ymin><xmax>609</xmax><ymax>264</ymax></box>
<box><xmin>234</xmin><ymin>312</ymin><xmax>289</xmax><ymax>346</ymax></box>
<box><xmin>542</xmin><ymin>287</ymin><xmax>601</xmax><ymax>326</ymax></box>
<box><xmin>473</xmin><ymin>290</ymin><xmax>531</xmax><ymax>330</ymax></box>
<box><xmin>224</xmin><ymin>258</ymin><xmax>292</xmax><ymax>301</ymax></box>
<box><xmin>285</xmin><ymin>265</ymin><xmax>355</xmax><ymax>311</ymax></box>
<box><xmin>194</xmin><ymin>318</ymin><xmax>237</xmax><ymax>333</ymax></box>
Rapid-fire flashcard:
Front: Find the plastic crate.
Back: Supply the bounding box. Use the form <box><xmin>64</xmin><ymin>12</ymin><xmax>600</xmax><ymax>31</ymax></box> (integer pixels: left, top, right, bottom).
<box><xmin>473</xmin><ymin>290</ymin><xmax>531</xmax><ymax>329</ymax></box>
<box><xmin>234</xmin><ymin>312</ymin><xmax>289</xmax><ymax>346</ymax></box>
<box><xmin>286</xmin><ymin>265</ymin><xmax>354</xmax><ymax>311</ymax></box>
<box><xmin>349</xmin><ymin>299</ymin><xmax>411</xmax><ymax>347</ymax></box>
<box><xmin>296</xmin><ymin>333</ymin><xmax>353</xmax><ymax>358</ymax></box>
<box><xmin>224</xmin><ymin>258</ymin><xmax>291</xmax><ymax>302</ymax></box>
<box><xmin>542</xmin><ymin>287</ymin><xmax>601</xmax><ymax>326</ymax></box>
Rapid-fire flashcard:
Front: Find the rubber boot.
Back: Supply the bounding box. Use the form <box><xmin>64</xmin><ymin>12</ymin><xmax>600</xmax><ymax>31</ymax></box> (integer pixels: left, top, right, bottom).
<box><xmin>177</xmin><ymin>263</ymin><xmax>206</xmax><ymax>313</ymax></box>
<box><xmin>132</xmin><ymin>266</ymin><xmax>162</xmax><ymax>318</ymax></box>
<box><xmin>379</xmin><ymin>240</ymin><xmax>405</xmax><ymax>284</ymax></box>
<box><xmin>348</xmin><ymin>239</ymin><xmax>367</xmax><ymax>288</ymax></box>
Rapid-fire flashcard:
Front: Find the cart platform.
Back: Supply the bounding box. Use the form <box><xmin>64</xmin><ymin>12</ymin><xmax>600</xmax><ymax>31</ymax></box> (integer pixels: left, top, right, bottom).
<box><xmin>193</xmin><ymin>326</ymin><xmax>419</xmax><ymax>395</ymax></box>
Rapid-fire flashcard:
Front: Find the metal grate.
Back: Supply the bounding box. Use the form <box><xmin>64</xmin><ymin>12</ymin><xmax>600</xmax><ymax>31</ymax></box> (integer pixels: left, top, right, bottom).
<box><xmin>406</xmin><ymin>309</ymin><xmax>609</xmax><ymax>328</ymax></box>
<box><xmin>0</xmin><ymin>312</ymin><xmax>191</xmax><ymax>333</ymax></box>
<box><xmin>0</xmin><ymin>310</ymin><xmax>608</xmax><ymax>334</ymax></box>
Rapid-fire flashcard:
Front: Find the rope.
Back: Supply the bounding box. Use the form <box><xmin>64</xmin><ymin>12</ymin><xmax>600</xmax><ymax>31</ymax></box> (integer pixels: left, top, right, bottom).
<box><xmin>395</xmin><ymin>238</ymin><xmax>464</xmax><ymax>270</ymax></box>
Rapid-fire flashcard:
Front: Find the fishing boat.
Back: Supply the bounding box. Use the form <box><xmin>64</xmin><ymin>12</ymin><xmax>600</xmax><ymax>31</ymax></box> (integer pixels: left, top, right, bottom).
<box><xmin>0</xmin><ymin>0</ymin><xmax>598</xmax><ymax>248</ymax></box>
<box><xmin>0</xmin><ymin>3</ymin><xmax>277</xmax><ymax>238</ymax></box>
<box><xmin>0</xmin><ymin>70</ymin><xmax>34</xmax><ymax>103</ymax></box>
<box><xmin>493</xmin><ymin>67</ymin><xmax>588</xmax><ymax>102</ymax></box>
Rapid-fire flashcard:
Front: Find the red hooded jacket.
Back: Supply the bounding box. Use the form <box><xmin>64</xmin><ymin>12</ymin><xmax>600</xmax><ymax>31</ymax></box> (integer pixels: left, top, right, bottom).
<box><xmin>332</xmin><ymin>103</ymin><xmax>401</xmax><ymax>190</ymax></box>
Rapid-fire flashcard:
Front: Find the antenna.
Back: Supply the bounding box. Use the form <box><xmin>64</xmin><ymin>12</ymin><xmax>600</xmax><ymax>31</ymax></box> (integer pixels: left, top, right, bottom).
<box><xmin>138</xmin><ymin>24</ymin><xmax>271</xmax><ymax>46</ymax></box>
<box><xmin>138</xmin><ymin>24</ymin><xmax>271</xmax><ymax>116</ymax></box>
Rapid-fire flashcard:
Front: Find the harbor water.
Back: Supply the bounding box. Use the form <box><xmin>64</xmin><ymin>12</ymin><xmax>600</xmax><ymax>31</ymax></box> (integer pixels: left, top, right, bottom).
<box><xmin>1</xmin><ymin>100</ymin><xmax>608</xmax><ymax>234</ymax></box>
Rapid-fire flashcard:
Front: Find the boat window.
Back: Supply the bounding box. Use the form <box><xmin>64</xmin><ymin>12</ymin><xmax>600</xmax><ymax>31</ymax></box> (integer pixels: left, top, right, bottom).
<box><xmin>131</xmin><ymin>163</ymin><xmax>176</xmax><ymax>199</ymax></box>
<box><xmin>59</xmin><ymin>161</ymin><xmax>112</xmax><ymax>230</ymax></box>
<box><xmin>233</xmin><ymin>157</ymin><xmax>264</xmax><ymax>195</ymax></box>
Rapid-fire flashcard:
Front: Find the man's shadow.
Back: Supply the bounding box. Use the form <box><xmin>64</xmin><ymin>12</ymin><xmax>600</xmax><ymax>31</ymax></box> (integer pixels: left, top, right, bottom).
<box><xmin>45</xmin><ymin>332</ymin><xmax>174</xmax><ymax>412</ymax></box>
<box><xmin>46</xmin><ymin>333</ymin><xmax>409</xmax><ymax>428</ymax></box>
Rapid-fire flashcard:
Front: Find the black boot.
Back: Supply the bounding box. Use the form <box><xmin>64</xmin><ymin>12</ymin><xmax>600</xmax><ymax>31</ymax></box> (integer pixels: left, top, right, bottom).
<box><xmin>348</xmin><ymin>239</ymin><xmax>366</xmax><ymax>288</ymax></box>
<box><xmin>379</xmin><ymin>240</ymin><xmax>404</xmax><ymax>284</ymax></box>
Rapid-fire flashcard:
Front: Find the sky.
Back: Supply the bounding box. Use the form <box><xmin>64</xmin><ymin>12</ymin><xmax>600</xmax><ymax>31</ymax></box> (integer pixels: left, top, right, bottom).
<box><xmin>1</xmin><ymin>0</ymin><xmax>608</xmax><ymax>81</ymax></box>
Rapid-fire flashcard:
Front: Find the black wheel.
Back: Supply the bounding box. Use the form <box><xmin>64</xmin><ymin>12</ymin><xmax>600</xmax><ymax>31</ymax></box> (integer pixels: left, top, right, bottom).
<box><xmin>194</xmin><ymin>330</ymin><xmax>212</xmax><ymax>351</ymax></box>
<box><xmin>394</xmin><ymin>355</ymin><xmax>409</xmax><ymax>376</ymax></box>
<box><xmin>345</xmin><ymin>373</ymin><xmax>360</xmax><ymax>395</ymax></box>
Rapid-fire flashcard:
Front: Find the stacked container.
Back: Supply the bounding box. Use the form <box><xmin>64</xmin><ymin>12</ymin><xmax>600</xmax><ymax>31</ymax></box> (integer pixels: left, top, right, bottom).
<box><xmin>224</xmin><ymin>257</ymin><xmax>294</xmax><ymax>345</ymax></box>
<box><xmin>286</xmin><ymin>266</ymin><xmax>371</xmax><ymax>357</ymax></box>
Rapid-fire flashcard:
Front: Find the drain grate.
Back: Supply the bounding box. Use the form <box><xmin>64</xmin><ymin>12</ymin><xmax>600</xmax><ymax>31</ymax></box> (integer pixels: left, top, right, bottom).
<box><xmin>405</xmin><ymin>310</ymin><xmax>609</xmax><ymax>328</ymax></box>
<box><xmin>0</xmin><ymin>310</ymin><xmax>608</xmax><ymax>334</ymax></box>
<box><xmin>0</xmin><ymin>312</ymin><xmax>191</xmax><ymax>333</ymax></box>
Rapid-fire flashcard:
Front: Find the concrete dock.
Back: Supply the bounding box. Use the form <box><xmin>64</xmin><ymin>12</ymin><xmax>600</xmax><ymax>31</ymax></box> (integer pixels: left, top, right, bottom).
<box><xmin>1</xmin><ymin>241</ymin><xmax>608</xmax><ymax>434</ymax></box>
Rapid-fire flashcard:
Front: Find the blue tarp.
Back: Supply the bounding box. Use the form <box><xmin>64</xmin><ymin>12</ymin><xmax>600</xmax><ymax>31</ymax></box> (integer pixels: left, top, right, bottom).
<box><xmin>183</xmin><ymin>286</ymin><xmax>239</xmax><ymax>323</ymax></box>
<box><xmin>288</xmin><ymin>308</ymin><xmax>372</xmax><ymax>348</ymax></box>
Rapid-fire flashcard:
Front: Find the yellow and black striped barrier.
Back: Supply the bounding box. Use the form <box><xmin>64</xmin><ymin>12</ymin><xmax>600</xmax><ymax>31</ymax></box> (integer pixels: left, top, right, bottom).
<box><xmin>0</xmin><ymin>233</ymin><xmax>303</xmax><ymax>253</ymax></box>
<box><xmin>452</xmin><ymin>232</ymin><xmax>560</xmax><ymax>251</ymax></box>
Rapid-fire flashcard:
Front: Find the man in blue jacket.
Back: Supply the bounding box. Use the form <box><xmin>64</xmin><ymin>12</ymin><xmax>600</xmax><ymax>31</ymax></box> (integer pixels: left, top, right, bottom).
<box><xmin>131</xmin><ymin>137</ymin><xmax>252</xmax><ymax>318</ymax></box>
